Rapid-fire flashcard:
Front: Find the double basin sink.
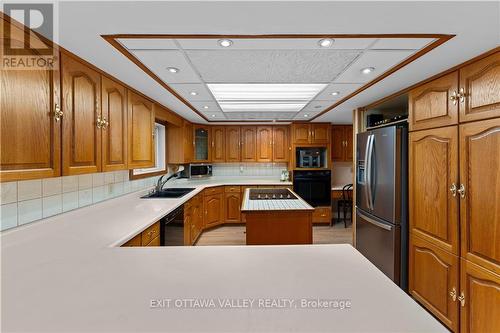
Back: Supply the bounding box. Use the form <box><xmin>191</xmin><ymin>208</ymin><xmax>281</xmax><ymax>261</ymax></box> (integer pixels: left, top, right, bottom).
<box><xmin>141</xmin><ymin>188</ymin><xmax>195</xmax><ymax>199</ymax></box>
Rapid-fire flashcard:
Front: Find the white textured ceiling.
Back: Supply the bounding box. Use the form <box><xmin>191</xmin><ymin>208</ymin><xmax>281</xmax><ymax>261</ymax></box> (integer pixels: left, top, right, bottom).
<box><xmin>43</xmin><ymin>1</ymin><xmax>499</xmax><ymax>124</ymax></box>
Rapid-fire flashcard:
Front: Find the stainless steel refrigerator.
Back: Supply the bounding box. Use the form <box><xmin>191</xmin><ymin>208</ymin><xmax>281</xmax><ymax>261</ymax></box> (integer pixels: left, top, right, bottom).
<box><xmin>356</xmin><ymin>124</ymin><xmax>408</xmax><ymax>289</ymax></box>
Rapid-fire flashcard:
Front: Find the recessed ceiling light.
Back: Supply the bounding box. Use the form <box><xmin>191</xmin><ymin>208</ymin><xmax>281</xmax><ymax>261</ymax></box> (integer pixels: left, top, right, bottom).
<box><xmin>318</xmin><ymin>38</ymin><xmax>334</xmax><ymax>48</ymax></box>
<box><xmin>331</xmin><ymin>91</ymin><xmax>340</xmax><ymax>96</ymax></box>
<box><xmin>314</xmin><ymin>105</ymin><xmax>322</xmax><ymax>109</ymax></box>
<box><xmin>304</xmin><ymin>114</ymin><xmax>309</xmax><ymax>118</ymax></box>
<box><xmin>361</xmin><ymin>67</ymin><xmax>375</xmax><ymax>74</ymax></box>
<box><xmin>203</xmin><ymin>105</ymin><xmax>209</xmax><ymax>109</ymax></box>
<box><xmin>211</xmin><ymin>114</ymin><xmax>216</xmax><ymax>118</ymax></box>
<box><xmin>218</xmin><ymin>39</ymin><xmax>233</xmax><ymax>47</ymax></box>
<box><xmin>189</xmin><ymin>91</ymin><xmax>198</xmax><ymax>96</ymax></box>
<box><xmin>166</xmin><ymin>67</ymin><xmax>179</xmax><ymax>73</ymax></box>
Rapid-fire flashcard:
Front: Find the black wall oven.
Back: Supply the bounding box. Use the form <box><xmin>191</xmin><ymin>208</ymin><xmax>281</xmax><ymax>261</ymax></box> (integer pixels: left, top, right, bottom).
<box><xmin>293</xmin><ymin>170</ymin><xmax>331</xmax><ymax>207</ymax></box>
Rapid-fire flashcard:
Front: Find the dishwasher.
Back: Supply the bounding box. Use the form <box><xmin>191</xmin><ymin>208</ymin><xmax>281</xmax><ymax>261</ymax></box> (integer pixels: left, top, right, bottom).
<box><xmin>161</xmin><ymin>205</ymin><xmax>184</xmax><ymax>246</ymax></box>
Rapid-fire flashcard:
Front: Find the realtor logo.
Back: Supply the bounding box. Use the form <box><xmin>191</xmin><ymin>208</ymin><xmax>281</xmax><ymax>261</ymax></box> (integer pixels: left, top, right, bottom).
<box><xmin>2</xmin><ymin>3</ymin><xmax>57</xmax><ymax>70</ymax></box>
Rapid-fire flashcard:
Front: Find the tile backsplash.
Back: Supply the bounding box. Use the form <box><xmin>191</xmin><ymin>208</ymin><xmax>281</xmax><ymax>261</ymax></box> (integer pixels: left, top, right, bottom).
<box><xmin>0</xmin><ymin>170</ymin><xmax>163</xmax><ymax>232</ymax></box>
<box><xmin>212</xmin><ymin>163</ymin><xmax>288</xmax><ymax>177</ymax></box>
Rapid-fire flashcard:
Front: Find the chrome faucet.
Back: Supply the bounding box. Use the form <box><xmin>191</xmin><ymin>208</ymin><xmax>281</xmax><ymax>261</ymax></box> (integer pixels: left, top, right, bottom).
<box><xmin>154</xmin><ymin>166</ymin><xmax>185</xmax><ymax>193</ymax></box>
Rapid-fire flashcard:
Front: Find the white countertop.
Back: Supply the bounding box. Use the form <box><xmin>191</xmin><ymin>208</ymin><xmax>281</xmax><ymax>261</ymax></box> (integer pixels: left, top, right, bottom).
<box><xmin>1</xmin><ymin>177</ymin><xmax>445</xmax><ymax>332</ymax></box>
<box><xmin>241</xmin><ymin>188</ymin><xmax>313</xmax><ymax>211</ymax></box>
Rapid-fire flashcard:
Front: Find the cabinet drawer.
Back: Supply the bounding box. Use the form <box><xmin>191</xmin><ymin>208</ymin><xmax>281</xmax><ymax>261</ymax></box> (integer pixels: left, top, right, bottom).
<box><xmin>312</xmin><ymin>207</ymin><xmax>331</xmax><ymax>223</ymax></box>
<box><xmin>145</xmin><ymin>235</ymin><xmax>160</xmax><ymax>246</ymax></box>
<box><xmin>122</xmin><ymin>234</ymin><xmax>142</xmax><ymax>247</ymax></box>
<box><xmin>225</xmin><ymin>186</ymin><xmax>241</xmax><ymax>193</ymax></box>
<box><xmin>203</xmin><ymin>186</ymin><xmax>223</xmax><ymax>196</ymax></box>
<box><xmin>141</xmin><ymin>222</ymin><xmax>160</xmax><ymax>245</ymax></box>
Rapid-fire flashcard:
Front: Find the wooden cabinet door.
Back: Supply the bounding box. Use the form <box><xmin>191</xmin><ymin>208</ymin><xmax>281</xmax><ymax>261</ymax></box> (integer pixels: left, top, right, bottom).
<box><xmin>409</xmin><ymin>126</ymin><xmax>459</xmax><ymax>254</ymax></box>
<box><xmin>272</xmin><ymin>126</ymin><xmax>289</xmax><ymax>162</ymax></box>
<box><xmin>211</xmin><ymin>126</ymin><xmax>225</xmax><ymax>162</ymax></box>
<box><xmin>0</xmin><ymin>23</ymin><xmax>61</xmax><ymax>181</ymax></box>
<box><xmin>256</xmin><ymin>126</ymin><xmax>273</xmax><ymax>162</ymax></box>
<box><xmin>459</xmin><ymin>118</ymin><xmax>500</xmax><ymax>275</ymax></box>
<box><xmin>127</xmin><ymin>91</ymin><xmax>155</xmax><ymax>168</ymax></box>
<box><xmin>225</xmin><ymin>126</ymin><xmax>241</xmax><ymax>162</ymax></box>
<box><xmin>61</xmin><ymin>54</ymin><xmax>101</xmax><ymax>175</ymax></box>
<box><xmin>292</xmin><ymin>124</ymin><xmax>310</xmax><ymax>144</ymax></box>
<box><xmin>460</xmin><ymin>259</ymin><xmax>500</xmax><ymax>333</ymax></box>
<box><xmin>224</xmin><ymin>192</ymin><xmax>241</xmax><ymax>223</ymax></box>
<box><xmin>101</xmin><ymin>76</ymin><xmax>127</xmax><ymax>171</ymax></box>
<box><xmin>203</xmin><ymin>193</ymin><xmax>224</xmax><ymax>228</ymax></box>
<box><xmin>459</xmin><ymin>52</ymin><xmax>500</xmax><ymax>123</ymax></box>
<box><xmin>408</xmin><ymin>71</ymin><xmax>459</xmax><ymax>131</ymax></box>
<box><xmin>193</xmin><ymin>125</ymin><xmax>210</xmax><ymax>162</ymax></box>
<box><xmin>183</xmin><ymin>121</ymin><xmax>194</xmax><ymax>163</ymax></box>
<box><xmin>345</xmin><ymin>125</ymin><xmax>353</xmax><ymax>161</ymax></box>
<box><xmin>311</xmin><ymin>124</ymin><xmax>330</xmax><ymax>144</ymax></box>
<box><xmin>331</xmin><ymin>125</ymin><xmax>345</xmax><ymax>161</ymax></box>
<box><xmin>183</xmin><ymin>202</ymin><xmax>193</xmax><ymax>246</ymax></box>
<box><xmin>191</xmin><ymin>198</ymin><xmax>203</xmax><ymax>243</ymax></box>
<box><xmin>409</xmin><ymin>235</ymin><xmax>460</xmax><ymax>332</ymax></box>
<box><xmin>241</xmin><ymin>126</ymin><xmax>257</xmax><ymax>162</ymax></box>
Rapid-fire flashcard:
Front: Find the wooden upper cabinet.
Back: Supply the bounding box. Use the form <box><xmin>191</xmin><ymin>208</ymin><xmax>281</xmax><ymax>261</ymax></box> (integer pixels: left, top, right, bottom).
<box><xmin>101</xmin><ymin>76</ymin><xmax>127</xmax><ymax>171</ymax></box>
<box><xmin>459</xmin><ymin>52</ymin><xmax>500</xmax><ymax>123</ymax></box>
<box><xmin>409</xmin><ymin>235</ymin><xmax>459</xmax><ymax>332</ymax></box>
<box><xmin>409</xmin><ymin>71</ymin><xmax>459</xmax><ymax>131</ymax></box>
<box><xmin>292</xmin><ymin>124</ymin><xmax>311</xmax><ymax>144</ymax></box>
<box><xmin>211</xmin><ymin>126</ymin><xmax>225</xmax><ymax>163</ymax></box>
<box><xmin>193</xmin><ymin>125</ymin><xmax>210</xmax><ymax>162</ymax></box>
<box><xmin>345</xmin><ymin>126</ymin><xmax>353</xmax><ymax>161</ymax></box>
<box><xmin>409</xmin><ymin>126</ymin><xmax>459</xmax><ymax>254</ymax></box>
<box><xmin>241</xmin><ymin>126</ymin><xmax>257</xmax><ymax>162</ymax></box>
<box><xmin>272</xmin><ymin>126</ymin><xmax>289</xmax><ymax>162</ymax></box>
<box><xmin>459</xmin><ymin>118</ymin><xmax>500</xmax><ymax>275</ymax></box>
<box><xmin>166</xmin><ymin>120</ymin><xmax>192</xmax><ymax>164</ymax></box>
<box><xmin>127</xmin><ymin>91</ymin><xmax>155</xmax><ymax>168</ymax></box>
<box><xmin>61</xmin><ymin>54</ymin><xmax>101</xmax><ymax>175</ymax></box>
<box><xmin>460</xmin><ymin>259</ymin><xmax>500</xmax><ymax>333</ymax></box>
<box><xmin>0</xmin><ymin>23</ymin><xmax>61</xmax><ymax>182</ymax></box>
<box><xmin>225</xmin><ymin>126</ymin><xmax>241</xmax><ymax>162</ymax></box>
<box><xmin>331</xmin><ymin>125</ymin><xmax>353</xmax><ymax>162</ymax></box>
<box><xmin>311</xmin><ymin>124</ymin><xmax>330</xmax><ymax>144</ymax></box>
<box><xmin>256</xmin><ymin>126</ymin><xmax>273</xmax><ymax>162</ymax></box>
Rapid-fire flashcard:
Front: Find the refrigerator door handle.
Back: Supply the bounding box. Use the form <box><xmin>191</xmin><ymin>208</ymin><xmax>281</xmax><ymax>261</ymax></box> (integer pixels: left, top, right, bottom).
<box><xmin>366</xmin><ymin>134</ymin><xmax>375</xmax><ymax>210</ymax></box>
<box><xmin>358</xmin><ymin>210</ymin><xmax>392</xmax><ymax>231</ymax></box>
<box><xmin>363</xmin><ymin>134</ymin><xmax>372</xmax><ymax>210</ymax></box>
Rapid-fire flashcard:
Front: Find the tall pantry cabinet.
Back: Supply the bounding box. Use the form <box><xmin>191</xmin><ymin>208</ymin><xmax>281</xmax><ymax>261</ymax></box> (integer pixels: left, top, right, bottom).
<box><xmin>408</xmin><ymin>51</ymin><xmax>500</xmax><ymax>333</ymax></box>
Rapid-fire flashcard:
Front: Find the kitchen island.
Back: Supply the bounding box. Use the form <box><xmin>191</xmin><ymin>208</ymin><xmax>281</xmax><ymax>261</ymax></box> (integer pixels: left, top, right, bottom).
<box><xmin>242</xmin><ymin>188</ymin><xmax>314</xmax><ymax>245</ymax></box>
<box><xmin>0</xmin><ymin>177</ymin><xmax>446</xmax><ymax>332</ymax></box>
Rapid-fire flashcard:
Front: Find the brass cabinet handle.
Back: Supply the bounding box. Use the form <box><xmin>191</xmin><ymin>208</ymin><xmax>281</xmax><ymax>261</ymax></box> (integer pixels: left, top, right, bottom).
<box><xmin>458</xmin><ymin>87</ymin><xmax>466</xmax><ymax>103</ymax></box>
<box><xmin>458</xmin><ymin>292</ymin><xmax>465</xmax><ymax>307</ymax></box>
<box><xmin>450</xmin><ymin>183</ymin><xmax>457</xmax><ymax>197</ymax></box>
<box><xmin>458</xmin><ymin>184</ymin><xmax>466</xmax><ymax>199</ymax></box>
<box><xmin>450</xmin><ymin>91</ymin><xmax>459</xmax><ymax>105</ymax></box>
<box><xmin>54</xmin><ymin>103</ymin><xmax>63</xmax><ymax>122</ymax></box>
<box><xmin>450</xmin><ymin>287</ymin><xmax>457</xmax><ymax>301</ymax></box>
<box><xmin>96</xmin><ymin>116</ymin><xmax>103</xmax><ymax>129</ymax></box>
<box><xmin>101</xmin><ymin>117</ymin><xmax>109</xmax><ymax>129</ymax></box>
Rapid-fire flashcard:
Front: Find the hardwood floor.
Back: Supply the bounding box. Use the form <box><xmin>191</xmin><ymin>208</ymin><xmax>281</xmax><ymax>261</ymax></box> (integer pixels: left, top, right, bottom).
<box><xmin>195</xmin><ymin>222</ymin><xmax>353</xmax><ymax>246</ymax></box>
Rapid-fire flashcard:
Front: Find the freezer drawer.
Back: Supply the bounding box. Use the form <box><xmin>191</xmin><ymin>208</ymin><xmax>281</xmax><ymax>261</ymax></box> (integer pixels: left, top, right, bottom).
<box><xmin>356</xmin><ymin>209</ymin><xmax>401</xmax><ymax>285</ymax></box>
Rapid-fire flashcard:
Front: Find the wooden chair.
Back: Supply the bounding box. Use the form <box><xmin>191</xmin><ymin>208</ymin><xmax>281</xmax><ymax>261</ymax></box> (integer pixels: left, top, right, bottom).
<box><xmin>337</xmin><ymin>184</ymin><xmax>353</xmax><ymax>228</ymax></box>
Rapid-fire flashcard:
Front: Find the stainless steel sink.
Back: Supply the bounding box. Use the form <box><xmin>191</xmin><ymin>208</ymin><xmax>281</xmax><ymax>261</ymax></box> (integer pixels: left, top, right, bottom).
<box><xmin>141</xmin><ymin>188</ymin><xmax>195</xmax><ymax>199</ymax></box>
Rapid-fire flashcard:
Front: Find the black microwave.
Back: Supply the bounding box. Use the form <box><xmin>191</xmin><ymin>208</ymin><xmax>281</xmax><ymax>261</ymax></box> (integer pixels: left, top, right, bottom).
<box><xmin>295</xmin><ymin>147</ymin><xmax>327</xmax><ymax>168</ymax></box>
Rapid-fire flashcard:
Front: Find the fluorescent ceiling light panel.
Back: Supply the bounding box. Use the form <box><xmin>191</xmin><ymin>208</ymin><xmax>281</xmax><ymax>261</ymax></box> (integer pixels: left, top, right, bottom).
<box><xmin>207</xmin><ymin>83</ymin><xmax>326</xmax><ymax>112</ymax></box>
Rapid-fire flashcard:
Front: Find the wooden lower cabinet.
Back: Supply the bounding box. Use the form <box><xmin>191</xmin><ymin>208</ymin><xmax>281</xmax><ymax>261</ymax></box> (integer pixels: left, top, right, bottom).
<box><xmin>224</xmin><ymin>191</ymin><xmax>241</xmax><ymax>223</ymax></box>
<box><xmin>409</xmin><ymin>234</ymin><xmax>460</xmax><ymax>332</ymax></box>
<box><xmin>121</xmin><ymin>222</ymin><xmax>160</xmax><ymax>247</ymax></box>
<box><xmin>203</xmin><ymin>189</ymin><xmax>224</xmax><ymax>228</ymax></box>
<box><xmin>184</xmin><ymin>195</ymin><xmax>203</xmax><ymax>245</ymax></box>
<box><xmin>460</xmin><ymin>259</ymin><xmax>500</xmax><ymax>333</ymax></box>
<box><xmin>312</xmin><ymin>206</ymin><xmax>331</xmax><ymax>224</ymax></box>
